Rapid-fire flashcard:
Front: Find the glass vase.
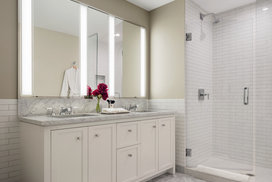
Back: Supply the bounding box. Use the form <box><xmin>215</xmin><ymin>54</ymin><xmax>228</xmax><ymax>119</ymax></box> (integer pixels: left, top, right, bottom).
<box><xmin>96</xmin><ymin>98</ymin><xmax>101</xmax><ymax>113</ymax></box>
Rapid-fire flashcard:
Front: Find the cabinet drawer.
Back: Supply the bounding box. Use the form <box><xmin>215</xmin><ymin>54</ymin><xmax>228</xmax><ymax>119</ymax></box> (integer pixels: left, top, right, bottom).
<box><xmin>117</xmin><ymin>146</ymin><xmax>139</xmax><ymax>182</ymax></box>
<box><xmin>117</xmin><ymin>122</ymin><xmax>139</xmax><ymax>148</ymax></box>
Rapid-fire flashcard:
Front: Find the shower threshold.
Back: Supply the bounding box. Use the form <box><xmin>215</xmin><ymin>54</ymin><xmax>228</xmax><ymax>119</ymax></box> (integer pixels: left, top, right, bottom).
<box><xmin>185</xmin><ymin>157</ymin><xmax>272</xmax><ymax>182</ymax></box>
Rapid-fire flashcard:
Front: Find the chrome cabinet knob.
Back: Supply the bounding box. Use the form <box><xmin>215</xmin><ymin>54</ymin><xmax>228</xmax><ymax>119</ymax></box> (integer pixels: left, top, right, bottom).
<box><xmin>128</xmin><ymin>154</ymin><xmax>133</xmax><ymax>157</ymax></box>
<box><xmin>76</xmin><ymin>137</ymin><xmax>80</xmax><ymax>141</ymax></box>
<box><xmin>162</xmin><ymin>124</ymin><xmax>166</xmax><ymax>127</ymax></box>
<box><xmin>128</xmin><ymin>129</ymin><xmax>132</xmax><ymax>132</ymax></box>
<box><xmin>153</xmin><ymin>125</ymin><xmax>156</xmax><ymax>128</ymax></box>
<box><xmin>94</xmin><ymin>134</ymin><xmax>99</xmax><ymax>137</ymax></box>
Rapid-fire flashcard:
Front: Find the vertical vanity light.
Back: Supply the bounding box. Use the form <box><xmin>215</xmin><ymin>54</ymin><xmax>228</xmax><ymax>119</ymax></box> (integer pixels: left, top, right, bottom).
<box><xmin>21</xmin><ymin>0</ymin><xmax>33</xmax><ymax>96</ymax></box>
<box><xmin>109</xmin><ymin>16</ymin><xmax>115</xmax><ymax>97</ymax></box>
<box><xmin>80</xmin><ymin>5</ymin><xmax>87</xmax><ymax>96</ymax></box>
<box><xmin>140</xmin><ymin>27</ymin><xmax>146</xmax><ymax>97</ymax></box>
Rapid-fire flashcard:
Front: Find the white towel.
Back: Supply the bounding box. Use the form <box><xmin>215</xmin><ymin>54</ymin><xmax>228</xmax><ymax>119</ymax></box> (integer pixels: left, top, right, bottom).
<box><xmin>101</xmin><ymin>108</ymin><xmax>130</xmax><ymax>114</ymax></box>
<box><xmin>61</xmin><ymin>67</ymin><xmax>80</xmax><ymax>97</ymax></box>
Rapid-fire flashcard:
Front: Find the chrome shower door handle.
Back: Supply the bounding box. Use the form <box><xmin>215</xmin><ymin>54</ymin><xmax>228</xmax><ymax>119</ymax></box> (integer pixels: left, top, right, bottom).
<box><xmin>244</xmin><ymin>87</ymin><xmax>249</xmax><ymax>105</ymax></box>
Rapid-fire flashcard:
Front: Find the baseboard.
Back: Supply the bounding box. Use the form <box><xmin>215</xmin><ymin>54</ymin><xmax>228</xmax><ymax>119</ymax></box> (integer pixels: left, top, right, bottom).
<box><xmin>176</xmin><ymin>165</ymin><xmax>185</xmax><ymax>173</ymax></box>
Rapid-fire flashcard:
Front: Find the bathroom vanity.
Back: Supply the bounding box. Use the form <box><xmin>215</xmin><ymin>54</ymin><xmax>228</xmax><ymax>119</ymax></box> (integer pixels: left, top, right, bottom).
<box><xmin>20</xmin><ymin>112</ymin><xmax>175</xmax><ymax>182</ymax></box>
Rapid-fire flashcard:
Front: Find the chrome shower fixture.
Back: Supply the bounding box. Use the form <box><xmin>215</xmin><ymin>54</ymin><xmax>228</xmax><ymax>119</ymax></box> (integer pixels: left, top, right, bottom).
<box><xmin>200</xmin><ymin>12</ymin><xmax>220</xmax><ymax>24</ymax></box>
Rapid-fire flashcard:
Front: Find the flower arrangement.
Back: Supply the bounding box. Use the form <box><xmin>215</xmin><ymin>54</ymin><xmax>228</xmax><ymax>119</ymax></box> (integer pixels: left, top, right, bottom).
<box><xmin>85</xmin><ymin>86</ymin><xmax>93</xmax><ymax>99</ymax></box>
<box><xmin>92</xmin><ymin>83</ymin><xmax>109</xmax><ymax>113</ymax></box>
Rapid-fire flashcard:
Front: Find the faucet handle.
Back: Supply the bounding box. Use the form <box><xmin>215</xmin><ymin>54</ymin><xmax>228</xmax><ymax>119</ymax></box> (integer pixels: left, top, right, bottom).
<box><xmin>46</xmin><ymin>108</ymin><xmax>53</xmax><ymax>116</ymax></box>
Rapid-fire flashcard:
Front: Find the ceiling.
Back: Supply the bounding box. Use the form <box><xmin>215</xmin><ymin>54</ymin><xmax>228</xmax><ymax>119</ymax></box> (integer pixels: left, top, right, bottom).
<box><xmin>126</xmin><ymin>0</ymin><xmax>175</xmax><ymax>11</ymax></box>
<box><xmin>191</xmin><ymin>0</ymin><xmax>256</xmax><ymax>14</ymax></box>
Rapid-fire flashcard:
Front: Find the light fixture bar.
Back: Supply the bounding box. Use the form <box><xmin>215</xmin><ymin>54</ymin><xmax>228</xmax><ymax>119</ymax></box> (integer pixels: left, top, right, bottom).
<box><xmin>109</xmin><ymin>16</ymin><xmax>115</xmax><ymax>97</ymax></box>
<box><xmin>21</xmin><ymin>0</ymin><xmax>33</xmax><ymax>96</ymax></box>
<box><xmin>140</xmin><ymin>27</ymin><xmax>146</xmax><ymax>97</ymax></box>
<box><xmin>80</xmin><ymin>5</ymin><xmax>87</xmax><ymax>96</ymax></box>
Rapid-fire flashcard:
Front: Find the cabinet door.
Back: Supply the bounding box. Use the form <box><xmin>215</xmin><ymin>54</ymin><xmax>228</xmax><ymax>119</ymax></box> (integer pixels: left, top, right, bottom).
<box><xmin>51</xmin><ymin>128</ymin><xmax>87</xmax><ymax>182</ymax></box>
<box><xmin>117</xmin><ymin>146</ymin><xmax>139</xmax><ymax>182</ymax></box>
<box><xmin>89</xmin><ymin>124</ymin><xmax>116</xmax><ymax>182</ymax></box>
<box><xmin>139</xmin><ymin>120</ymin><xmax>158</xmax><ymax>177</ymax></box>
<box><xmin>158</xmin><ymin>118</ymin><xmax>173</xmax><ymax>170</ymax></box>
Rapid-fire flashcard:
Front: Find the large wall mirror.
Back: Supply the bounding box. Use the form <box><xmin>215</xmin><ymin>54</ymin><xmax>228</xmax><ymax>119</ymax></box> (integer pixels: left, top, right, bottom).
<box><xmin>19</xmin><ymin>0</ymin><xmax>147</xmax><ymax>98</ymax></box>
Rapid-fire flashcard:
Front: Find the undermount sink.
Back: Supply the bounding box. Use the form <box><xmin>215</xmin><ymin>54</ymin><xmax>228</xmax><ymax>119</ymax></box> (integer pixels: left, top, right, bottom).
<box><xmin>51</xmin><ymin>113</ymin><xmax>99</xmax><ymax>118</ymax></box>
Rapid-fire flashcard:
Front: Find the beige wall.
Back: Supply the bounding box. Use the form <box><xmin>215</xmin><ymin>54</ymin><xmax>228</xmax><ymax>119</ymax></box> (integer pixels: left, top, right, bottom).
<box><xmin>150</xmin><ymin>0</ymin><xmax>185</xmax><ymax>99</ymax></box>
<box><xmin>34</xmin><ymin>27</ymin><xmax>79</xmax><ymax>96</ymax></box>
<box><xmin>0</xmin><ymin>0</ymin><xmax>18</xmax><ymax>99</ymax></box>
<box><xmin>0</xmin><ymin>0</ymin><xmax>149</xmax><ymax>99</ymax></box>
<box><xmin>122</xmin><ymin>22</ymin><xmax>141</xmax><ymax>97</ymax></box>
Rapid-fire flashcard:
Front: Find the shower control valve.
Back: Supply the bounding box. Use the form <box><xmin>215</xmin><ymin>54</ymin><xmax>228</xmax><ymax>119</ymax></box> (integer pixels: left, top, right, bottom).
<box><xmin>198</xmin><ymin>89</ymin><xmax>209</xmax><ymax>100</ymax></box>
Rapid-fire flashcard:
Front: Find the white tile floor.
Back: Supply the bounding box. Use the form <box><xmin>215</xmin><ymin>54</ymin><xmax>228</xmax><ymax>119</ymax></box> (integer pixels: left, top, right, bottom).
<box><xmin>148</xmin><ymin>173</ymin><xmax>207</xmax><ymax>182</ymax></box>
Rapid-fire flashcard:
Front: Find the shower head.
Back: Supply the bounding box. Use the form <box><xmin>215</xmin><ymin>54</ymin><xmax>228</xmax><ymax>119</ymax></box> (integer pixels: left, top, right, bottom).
<box><xmin>200</xmin><ymin>12</ymin><xmax>220</xmax><ymax>24</ymax></box>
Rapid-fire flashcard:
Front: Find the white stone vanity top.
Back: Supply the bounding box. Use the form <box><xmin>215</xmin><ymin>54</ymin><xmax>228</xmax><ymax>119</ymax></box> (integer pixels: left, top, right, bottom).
<box><xmin>19</xmin><ymin>111</ymin><xmax>175</xmax><ymax>127</ymax></box>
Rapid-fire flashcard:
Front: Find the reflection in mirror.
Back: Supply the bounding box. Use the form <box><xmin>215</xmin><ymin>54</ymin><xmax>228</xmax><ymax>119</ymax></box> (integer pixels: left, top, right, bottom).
<box><xmin>20</xmin><ymin>0</ymin><xmax>146</xmax><ymax>98</ymax></box>
<box><xmin>87</xmin><ymin>8</ymin><xmax>109</xmax><ymax>92</ymax></box>
<box><xmin>114</xmin><ymin>19</ymin><xmax>146</xmax><ymax>98</ymax></box>
<box><xmin>33</xmin><ymin>0</ymin><xmax>80</xmax><ymax>97</ymax></box>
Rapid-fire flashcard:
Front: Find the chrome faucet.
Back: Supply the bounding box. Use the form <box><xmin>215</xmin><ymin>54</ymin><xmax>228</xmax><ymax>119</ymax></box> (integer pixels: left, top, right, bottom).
<box><xmin>59</xmin><ymin>107</ymin><xmax>73</xmax><ymax>115</ymax></box>
<box><xmin>124</xmin><ymin>104</ymin><xmax>139</xmax><ymax>112</ymax></box>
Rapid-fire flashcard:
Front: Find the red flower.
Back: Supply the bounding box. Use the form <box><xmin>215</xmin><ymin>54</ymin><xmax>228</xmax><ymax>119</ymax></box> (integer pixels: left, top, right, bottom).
<box><xmin>93</xmin><ymin>83</ymin><xmax>109</xmax><ymax>100</ymax></box>
<box><xmin>87</xmin><ymin>86</ymin><xmax>92</xmax><ymax>96</ymax></box>
<box><xmin>98</xmin><ymin>83</ymin><xmax>108</xmax><ymax>92</ymax></box>
<box><xmin>102</xmin><ymin>92</ymin><xmax>108</xmax><ymax>101</ymax></box>
<box><xmin>92</xmin><ymin>89</ymin><xmax>100</xmax><ymax>96</ymax></box>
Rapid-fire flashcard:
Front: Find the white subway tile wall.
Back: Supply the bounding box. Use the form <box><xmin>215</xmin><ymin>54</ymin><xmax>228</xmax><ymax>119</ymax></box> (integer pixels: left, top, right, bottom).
<box><xmin>212</xmin><ymin>4</ymin><xmax>255</xmax><ymax>165</ymax></box>
<box><xmin>148</xmin><ymin>99</ymin><xmax>185</xmax><ymax>167</ymax></box>
<box><xmin>0</xmin><ymin>99</ymin><xmax>20</xmax><ymax>182</ymax></box>
<box><xmin>185</xmin><ymin>0</ymin><xmax>213</xmax><ymax>167</ymax></box>
<box><xmin>255</xmin><ymin>0</ymin><xmax>272</xmax><ymax>169</ymax></box>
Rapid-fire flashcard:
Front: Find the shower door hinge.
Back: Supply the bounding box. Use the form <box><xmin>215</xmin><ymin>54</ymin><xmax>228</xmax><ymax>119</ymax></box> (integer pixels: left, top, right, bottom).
<box><xmin>186</xmin><ymin>33</ymin><xmax>192</xmax><ymax>41</ymax></box>
<box><xmin>186</xmin><ymin>148</ymin><xmax>192</xmax><ymax>157</ymax></box>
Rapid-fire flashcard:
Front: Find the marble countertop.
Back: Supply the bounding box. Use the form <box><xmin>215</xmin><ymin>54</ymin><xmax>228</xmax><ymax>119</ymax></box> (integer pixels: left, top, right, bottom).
<box><xmin>19</xmin><ymin>111</ymin><xmax>175</xmax><ymax>127</ymax></box>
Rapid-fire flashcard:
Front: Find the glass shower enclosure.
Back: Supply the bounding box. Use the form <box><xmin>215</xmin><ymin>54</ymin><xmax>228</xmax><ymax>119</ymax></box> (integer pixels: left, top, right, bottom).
<box><xmin>185</xmin><ymin>0</ymin><xmax>255</xmax><ymax>179</ymax></box>
<box><xmin>186</xmin><ymin>0</ymin><xmax>272</xmax><ymax>181</ymax></box>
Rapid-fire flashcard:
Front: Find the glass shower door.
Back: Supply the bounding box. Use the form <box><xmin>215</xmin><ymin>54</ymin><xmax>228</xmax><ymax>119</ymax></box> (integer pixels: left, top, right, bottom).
<box><xmin>185</xmin><ymin>0</ymin><xmax>254</xmax><ymax>173</ymax></box>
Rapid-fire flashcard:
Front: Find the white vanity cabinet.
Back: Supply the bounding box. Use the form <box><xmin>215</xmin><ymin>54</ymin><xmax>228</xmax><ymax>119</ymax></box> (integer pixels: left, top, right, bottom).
<box><xmin>139</xmin><ymin>120</ymin><xmax>158</xmax><ymax>178</ymax></box>
<box><xmin>88</xmin><ymin>124</ymin><xmax>116</xmax><ymax>182</ymax></box>
<box><xmin>51</xmin><ymin>128</ymin><xmax>88</xmax><ymax>182</ymax></box>
<box><xmin>20</xmin><ymin>115</ymin><xmax>175</xmax><ymax>182</ymax></box>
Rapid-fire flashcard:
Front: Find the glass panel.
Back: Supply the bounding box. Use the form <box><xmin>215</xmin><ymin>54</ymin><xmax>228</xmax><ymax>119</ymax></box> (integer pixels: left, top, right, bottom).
<box><xmin>255</xmin><ymin>0</ymin><xmax>272</xmax><ymax>181</ymax></box>
<box><xmin>185</xmin><ymin>0</ymin><xmax>254</xmax><ymax>175</ymax></box>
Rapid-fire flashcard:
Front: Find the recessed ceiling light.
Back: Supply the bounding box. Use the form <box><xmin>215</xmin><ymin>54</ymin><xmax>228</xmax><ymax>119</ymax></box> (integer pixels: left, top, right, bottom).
<box><xmin>115</xmin><ymin>33</ymin><xmax>120</xmax><ymax>37</ymax></box>
<box><xmin>262</xmin><ymin>7</ymin><xmax>269</xmax><ymax>11</ymax></box>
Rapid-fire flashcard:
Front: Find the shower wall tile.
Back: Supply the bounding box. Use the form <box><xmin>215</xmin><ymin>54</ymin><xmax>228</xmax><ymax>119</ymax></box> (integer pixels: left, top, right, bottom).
<box><xmin>212</xmin><ymin>4</ymin><xmax>255</xmax><ymax>165</ymax></box>
<box><xmin>148</xmin><ymin>99</ymin><xmax>185</xmax><ymax>167</ymax></box>
<box><xmin>255</xmin><ymin>0</ymin><xmax>272</xmax><ymax>169</ymax></box>
<box><xmin>185</xmin><ymin>0</ymin><xmax>213</xmax><ymax>167</ymax></box>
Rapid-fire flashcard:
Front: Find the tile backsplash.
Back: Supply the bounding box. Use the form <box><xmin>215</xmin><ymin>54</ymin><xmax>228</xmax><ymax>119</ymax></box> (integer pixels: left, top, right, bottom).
<box><xmin>18</xmin><ymin>97</ymin><xmax>148</xmax><ymax>116</ymax></box>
